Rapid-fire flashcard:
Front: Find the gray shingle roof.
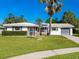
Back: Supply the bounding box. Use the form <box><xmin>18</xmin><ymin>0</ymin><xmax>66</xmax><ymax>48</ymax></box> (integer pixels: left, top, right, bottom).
<box><xmin>3</xmin><ymin>23</ymin><xmax>74</xmax><ymax>28</ymax></box>
<box><xmin>42</xmin><ymin>23</ymin><xmax>74</xmax><ymax>28</ymax></box>
<box><xmin>3</xmin><ymin>23</ymin><xmax>38</xmax><ymax>27</ymax></box>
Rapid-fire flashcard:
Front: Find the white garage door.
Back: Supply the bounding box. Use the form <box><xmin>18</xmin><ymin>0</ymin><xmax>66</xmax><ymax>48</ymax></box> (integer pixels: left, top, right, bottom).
<box><xmin>61</xmin><ymin>28</ymin><xmax>70</xmax><ymax>35</ymax></box>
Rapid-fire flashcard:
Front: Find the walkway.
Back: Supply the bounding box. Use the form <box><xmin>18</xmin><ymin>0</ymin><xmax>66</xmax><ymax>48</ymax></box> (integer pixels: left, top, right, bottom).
<box><xmin>7</xmin><ymin>47</ymin><xmax>79</xmax><ymax>59</ymax></box>
<box><xmin>63</xmin><ymin>35</ymin><xmax>79</xmax><ymax>44</ymax></box>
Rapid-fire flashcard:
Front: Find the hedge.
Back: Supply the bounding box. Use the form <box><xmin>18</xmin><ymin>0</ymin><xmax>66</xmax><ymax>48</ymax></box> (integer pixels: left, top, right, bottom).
<box><xmin>73</xmin><ymin>29</ymin><xmax>79</xmax><ymax>34</ymax></box>
<box><xmin>2</xmin><ymin>31</ymin><xmax>27</xmax><ymax>36</ymax></box>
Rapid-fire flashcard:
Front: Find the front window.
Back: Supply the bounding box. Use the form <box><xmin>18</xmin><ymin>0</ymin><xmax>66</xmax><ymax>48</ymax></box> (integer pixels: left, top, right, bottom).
<box><xmin>15</xmin><ymin>27</ymin><xmax>20</xmax><ymax>30</ymax></box>
<box><xmin>42</xmin><ymin>27</ymin><xmax>47</xmax><ymax>32</ymax></box>
<box><xmin>52</xmin><ymin>27</ymin><xmax>58</xmax><ymax>31</ymax></box>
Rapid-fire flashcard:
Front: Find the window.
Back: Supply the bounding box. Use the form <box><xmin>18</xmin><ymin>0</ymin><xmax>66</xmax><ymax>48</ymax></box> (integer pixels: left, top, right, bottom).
<box><xmin>15</xmin><ymin>27</ymin><xmax>20</xmax><ymax>30</ymax></box>
<box><xmin>52</xmin><ymin>27</ymin><xmax>58</xmax><ymax>31</ymax></box>
<box><xmin>41</xmin><ymin>27</ymin><xmax>47</xmax><ymax>32</ymax></box>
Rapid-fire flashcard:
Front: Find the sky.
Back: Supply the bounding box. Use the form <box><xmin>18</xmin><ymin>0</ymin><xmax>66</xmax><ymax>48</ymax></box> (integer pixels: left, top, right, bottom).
<box><xmin>0</xmin><ymin>0</ymin><xmax>79</xmax><ymax>24</ymax></box>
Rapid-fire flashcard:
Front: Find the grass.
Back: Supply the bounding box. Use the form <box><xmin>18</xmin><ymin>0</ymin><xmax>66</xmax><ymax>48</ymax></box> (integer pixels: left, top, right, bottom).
<box><xmin>44</xmin><ymin>52</ymin><xmax>79</xmax><ymax>59</ymax></box>
<box><xmin>0</xmin><ymin>35</ymin><xmax>79</xmax><ymax>59</ymax></box>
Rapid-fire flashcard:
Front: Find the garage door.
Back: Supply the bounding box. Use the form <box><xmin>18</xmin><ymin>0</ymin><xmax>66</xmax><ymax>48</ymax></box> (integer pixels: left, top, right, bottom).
<box><xmin>61</xmin><ymin>28</ymin><xmax>70</xmax><ymax>35</ymax></box>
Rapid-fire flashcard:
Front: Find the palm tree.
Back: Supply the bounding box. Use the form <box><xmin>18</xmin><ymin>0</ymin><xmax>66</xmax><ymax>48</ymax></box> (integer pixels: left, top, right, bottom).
<box><xmin>39</xmin><ymin>0</ymin><xmax>62</xmax><ymax>35</ymax></box>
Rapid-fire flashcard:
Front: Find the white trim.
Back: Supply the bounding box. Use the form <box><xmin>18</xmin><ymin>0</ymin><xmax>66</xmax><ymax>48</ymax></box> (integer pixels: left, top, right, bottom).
<box><xmin>3</xmin><ymin>23</ymin><xmax>38</xmax><ymax>27</ymax></box>
<box><xmin>70</xmin><ymin>28</ymin><xmax>73</xmax><ymax>35</ymax></box>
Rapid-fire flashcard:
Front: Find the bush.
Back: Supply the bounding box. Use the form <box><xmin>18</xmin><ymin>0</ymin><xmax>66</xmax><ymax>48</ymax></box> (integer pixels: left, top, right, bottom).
<box><xmin>2</xmin><ymin>31</ymin><xmax>27</xmax><ymax>36</ymax></box>
<box><xmin>73</xmin><ymin>29</ymin><xmax>79</xmax><ymax>34</ymax></box>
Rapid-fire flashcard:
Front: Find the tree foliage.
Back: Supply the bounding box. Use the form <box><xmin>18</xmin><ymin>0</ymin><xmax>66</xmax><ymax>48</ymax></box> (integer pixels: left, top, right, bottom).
<box><xmin>15</xmin><ymin>15</ymin><xmax>27</xmax><ymax>23</ymax></box>
<box><xmin>45</xmin><ymin>18</ymin><xmax>59</xmax><ymax>23</ymax></box>
<box><xmin>40</xmin><ymin>0</ymin><xmax>62</xmax><ymax>16</ymax></box>
<box><xmin>39</xmin><ymin>0</ymin><xmax>62</xmax><ymax>35</ymax></box>
<box><xmin>61</xmin><ymin>11</ymin><xmax>79</xmax><ymax>28</ymax></box>
<box><xmin>4</xmin><ymin>13</ymin><xmax>27</xmax><ymax>24</ymax></box>
<box><xmin>36</xmin><ymin>18</ymin><xmax>43</xmax><ymax>30</ymax></box>
<box><xmin>36</xmin><ymin>18</ymin><xmax>43</xmax><ymax>35</ymax></box>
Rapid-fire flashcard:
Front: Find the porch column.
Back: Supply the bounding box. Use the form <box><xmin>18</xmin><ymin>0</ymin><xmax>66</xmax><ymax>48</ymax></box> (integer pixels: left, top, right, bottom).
<box><xmin>47</xmin><ymin>27</ymin><xmax>49</xmax><ymax>35</ymax></box>
<box><xmin>12</xmin><ymin>26</ymin><xmax>14</xmax><ymax>31</ymax></box>
<box><xmin>70</xmin><ymin>28</ymin><xmax>73</xmax><ymax>35</ymax></box>
<box><xmin>33</xmin><ymin>27</ymin><xmax>35</xmax><ymax>36</ymax></box>
<box><xmin>27</xmin><ymin>27</ymin><xmax>30</xmax><ymax>36</ymax></box>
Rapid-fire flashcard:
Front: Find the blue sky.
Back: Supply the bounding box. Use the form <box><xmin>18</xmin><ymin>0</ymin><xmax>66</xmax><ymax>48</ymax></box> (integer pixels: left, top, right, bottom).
<box><xmin>0</xmin><ymin>0</ymin><xmax>79</xmax><ymax>24</ymax></box>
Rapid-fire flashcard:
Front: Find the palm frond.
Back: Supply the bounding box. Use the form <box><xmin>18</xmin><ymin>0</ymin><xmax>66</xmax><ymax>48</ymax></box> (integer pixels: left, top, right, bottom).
<box><xmin>56</xmin><ymin>3</ymin><xmax>62</xmax><ymax>12</ymax></box>
<box><xmin>40</xmin><ymin>0</ymin><xmax>47</xmax><ymax>3</ymax></box>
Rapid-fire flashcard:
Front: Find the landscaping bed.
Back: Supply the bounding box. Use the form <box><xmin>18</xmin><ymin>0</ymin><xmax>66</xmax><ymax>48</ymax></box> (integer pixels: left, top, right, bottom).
<box><xmin>0</xmin><ymin>36</ymin><xmax>78</xmax><ymax>59</ymax></box>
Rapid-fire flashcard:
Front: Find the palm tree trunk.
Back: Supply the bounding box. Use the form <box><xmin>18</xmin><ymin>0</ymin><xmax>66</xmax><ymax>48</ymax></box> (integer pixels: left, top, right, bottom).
<box><xmin>48</xmin><ymin>16</ymin><xmax>52</xmax><ymax>35</ymax></box>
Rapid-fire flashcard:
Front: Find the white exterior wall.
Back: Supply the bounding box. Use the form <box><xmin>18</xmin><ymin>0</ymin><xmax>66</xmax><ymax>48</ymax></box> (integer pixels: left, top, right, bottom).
<box><xmin>70</xmin><ymin>28</ymin><xmax>73</xmax><ymax>35</ymax></box>
<box><xmin>0</xmin><ymin>29</ymin><xmax>3</xmax><ymax>34</ymax></box>
<box><xmin>6</xmin><ymin>27</ymin><xmax>13</xmax><ymax>31</ymax></box>
<box><xmin>6</xmin><ymin>27</ymin><xmax>28</xmax><ymax>31</ymax></box>
<box><xmin>50</xmin><ymin>28</ymin><xmax>61</xmax><ymax>35</ymax></box>
<box><xmin>22</xmin><ymin>27</ymin><xmax>28</xmax><ymax>31</ymax></box>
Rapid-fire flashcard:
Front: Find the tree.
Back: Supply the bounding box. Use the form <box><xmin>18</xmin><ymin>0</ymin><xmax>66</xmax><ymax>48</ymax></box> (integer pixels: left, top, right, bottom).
<box><xmin>4</xmin><ymin>13</ymin><xmax>15</xmax><ymax>24</ymax></box>
<box><xmin>39</xmin><ymin>0</ymin><xmax>62</xmax><ymax>35</ymax></box>
<box><xmin>61</xmin><ymin>11</ymin><xmax>79</xmax><ymax>28</ymax></box>
<box><xmin>45</xmin><ymin>18</ymin><xmax>59</xmax><ymax>23</ymax></box>
<box><xmin>36</xmin><ymin>18</ymin><xmax>43</xmax><ymax>35</ymax></box>
<box><xmin>61</xmin><ymin>11</ymin><xmax>75</xmax><ymax>23</ymax></box>
<box><xmin>4</xmin><ymin>13</ymin><xmax>27</xmax><ymax>24</ymax></box>
<box><xmin>15</xmin><ymin>15</ymin><xmax>27</xmax><ymax>23</ymax></box>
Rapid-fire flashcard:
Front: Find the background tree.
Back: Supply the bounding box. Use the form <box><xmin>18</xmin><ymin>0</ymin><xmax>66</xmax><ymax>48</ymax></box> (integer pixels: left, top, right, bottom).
<box><xmin>36</xmin><ymin>18</ymin><xmax>43</xmax><ymax>35</ymax></box>
<box><xmin>45</xmin><ymin>18</ymin><xmax>59</xmax><ymax>23</ymax></box>
<box><xmin>40</xmin><ymin>0</ymin><xmax>62</xmax><ymax>35</ymax></box>
<box><xmin>15</xmin><ymin>15</ymin><xmax>27</xmax><ymax>23</ymax></box>
<box><xmin>4</xmin><ymin>13</ymin><xmax>27</xmax><ymax>24</ymax></box>
<box><xmin>61</xmin><ymin>11</ymin><xmax>79</xmax><ymax>28</ymax></box>
<box><xmin>4</xmin><ymin>13</ymin><xmax>15</xmax><ymax>24</ymax></box>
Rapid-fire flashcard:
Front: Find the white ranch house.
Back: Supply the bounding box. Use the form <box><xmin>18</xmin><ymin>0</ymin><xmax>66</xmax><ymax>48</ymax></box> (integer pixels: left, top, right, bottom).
<box><xmin>3</xmin><ymin>23</ymin><xmax>38</xmax><ymax>36</ymax></box>
<box><xmin>3</xmin><ymin>22</ymin><xmax>74</xmax><ymax>35</ymax></box>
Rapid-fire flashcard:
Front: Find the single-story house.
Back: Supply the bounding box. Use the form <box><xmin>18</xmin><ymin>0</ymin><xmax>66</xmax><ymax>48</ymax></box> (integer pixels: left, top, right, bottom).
<box><xmin>3</xmin><ymin>22</ymin><xmax>74</xmax><ymax>35</ymax></box>
<box><xmin>41</xmin><ymin>23</ymin><xmax>74</xmax><ymax>35</ymax></box>
<box><xmin>3</xmin><ymin>23</ymin><xmax>38</xmax><ymax>36</ymax></box>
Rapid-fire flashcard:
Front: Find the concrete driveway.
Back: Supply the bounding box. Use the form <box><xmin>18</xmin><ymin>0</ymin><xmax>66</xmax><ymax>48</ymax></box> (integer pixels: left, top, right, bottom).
<box><xmin>63</xmin><ymin>35</ymin><xmax>79</xmax><ymax>44</ymax></box>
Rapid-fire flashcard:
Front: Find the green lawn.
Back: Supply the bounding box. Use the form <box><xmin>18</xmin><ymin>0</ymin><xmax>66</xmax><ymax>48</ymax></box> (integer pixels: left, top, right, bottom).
<box><xmin>0</xmin><ymin>36</ymin><xmax>79</xmax><ymax>59</ymax></box>
<box><xmin>45</xmin><ymin>52</ymin><xmax>79</xmax><ymax>59</ymax></box>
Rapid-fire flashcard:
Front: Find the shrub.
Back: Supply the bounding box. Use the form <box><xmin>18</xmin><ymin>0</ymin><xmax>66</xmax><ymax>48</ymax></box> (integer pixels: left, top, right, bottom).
<box><xmin>2</xmin><ymin>31</ymin><xmax>27</xmax><ymax>36</ymax></box>
<box><xmin>73</xmin><ymin>29</ymin><xmax>79</xmax><ymax>34</ymax></box>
